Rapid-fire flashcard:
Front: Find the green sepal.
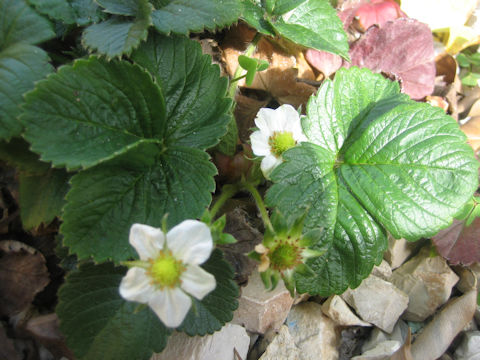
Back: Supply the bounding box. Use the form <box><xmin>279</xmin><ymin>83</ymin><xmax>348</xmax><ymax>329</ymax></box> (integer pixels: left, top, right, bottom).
<box><xmin>299</xmin><ymin>228</ymin><xmax>323</xmax><ymax>247</ymax></box>
<box><xmin>270</xmin><ymin>210</ymin><xmax>289</xmax><ymax>237</ymax></box>
<box><xmin>248</xmin><ymin>250</ymin><xmax>262</xmax><ymax>262</ymax></box>
<box><xmin>218</xmin><ymin>233</ymin><xmax>237</xmax><ymax>245</ymax></box>
<box><xmin>209</xmin><ymin>214</ymin><xmax>238</xmax><ymax>245</ymax></box>
<box><xmin>260</xmin><ymin>268</ymin><xmax>280</xmax><ymax>291</ymax></box>
<box><xmin>282</xmin><ymin>269</ymin><xmax>296</xmax><ymax>297</ymax></box>
<box><xmin>295</xmin><ymin>263</ymin><xmax>315</xmax><ymax>277</ymax></box>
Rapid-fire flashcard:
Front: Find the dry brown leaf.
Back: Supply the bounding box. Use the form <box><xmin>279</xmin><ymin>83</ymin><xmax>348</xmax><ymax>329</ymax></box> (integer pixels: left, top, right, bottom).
<box><xmin>435</xmin><ymin>52</ymin><xmax>457</xmax><ymax>85</ymax></box>
<box><xmin>251</xmin><ymin>67</ymin><xmax>317</xmax><ymax>108</ymax></box>
<box><xmin>426</xmin><ymin>96</ymin><xmax>449</xmax><ymax>112</ymax></box>
<box><xmin>411</xmin><ymin>290</ymin><xmax>477</xmax><ymax>360</ymax></box>
<box><xmin>221</xmin><ymin>25</ymin><xmax>317</xmax><ymax>108</ymax></box>
<box><xmin>234</xmin><ymin>92</ymin><xmax>270</xmax><ymax>143</ymax></box>
<box><xmin>458</xmin><ymin>86</ymin><xmax>480</xmax><ymax>116</ymax></box>
<box><xmin>24</xmin><ymin>313</ymin><xmax>75</xmax><ymax>359</ymax></box>
<box><xmin>391</xmin><ymin>329</ymin><xmax>413</xmax><ymax>360</ymax></box>
<box><xmin>468</xmin><ymin>98</ymin><xmax>480</xmax><ymax>117</ymax></box>
<box><xmin>461</xmin><ymin>116</ymin><xmax>480</xmax><ymax>151</ymax></box>
<box><xmin>0</xmin><ymin>240</ymin><xmax>49</xmax><ymax>317</ymax></box>
<box><xmin>220</xmin><ymin>207</ymin><xmax>263</xmax><ymax>285</ymax></box>
<box><xmin>0</xmin><ymin>324</ymin><xmax>21</xmax><ymax>360</ymax></box>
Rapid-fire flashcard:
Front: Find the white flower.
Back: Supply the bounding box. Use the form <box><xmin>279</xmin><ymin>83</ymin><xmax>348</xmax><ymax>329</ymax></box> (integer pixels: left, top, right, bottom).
<box><xmin>250</xmin><ymin>104</ymin><xmax>307</xmax><ymax>177</ymax></box>
<box><xmin>119</xmin><ymin>220</ymin><xmax>216</xmax><ymax>328</ymax></box>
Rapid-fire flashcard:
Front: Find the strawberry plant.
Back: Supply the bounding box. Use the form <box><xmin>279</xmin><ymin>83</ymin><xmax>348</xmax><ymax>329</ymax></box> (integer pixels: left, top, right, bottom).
<box><xmin>0</xmin><ymin>0</ymin><xmax>478</xmax><ymax>358</ymax></box>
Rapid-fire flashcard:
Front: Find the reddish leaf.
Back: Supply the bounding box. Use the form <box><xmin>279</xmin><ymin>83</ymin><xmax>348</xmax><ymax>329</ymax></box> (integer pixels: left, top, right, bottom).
<box><xmin>432</xmin><ymin>218</ymin><xmax>480</xmax><ymax>265</ymax></box>
<box><xmin>305</xmin><ymin>49</ymin><xmax>342</xmax><ymax>77</ymax></box>
<box><xmin>339</xmin><ymin>0</ymin><xmax>405</xmax><ymax>31</ymax></box>
<box><xmin>348</xmin><ymin>18</ymin><xmax>435</xmax><ymax>99</ymax></box>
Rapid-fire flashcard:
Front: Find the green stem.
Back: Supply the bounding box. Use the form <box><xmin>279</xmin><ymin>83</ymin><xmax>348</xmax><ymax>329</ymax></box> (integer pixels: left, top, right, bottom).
<box><xmin>121</xmin><ymin>260</ymin><xmax>150</xmax><ymax>269</ymax></box>
<box><xmin>228</xmin><ymin>32</ymin><xmax>263</xmax><ymax>98</ymax></box>
<box><xmin>242</xmin><ymin>181</ymin><xmax>273</xmax><ymax>233</ymax></box>
<box><xmin>210</xmin><ymin>184</ymin><xmax>240</xmax><ymax>219</ymax></box>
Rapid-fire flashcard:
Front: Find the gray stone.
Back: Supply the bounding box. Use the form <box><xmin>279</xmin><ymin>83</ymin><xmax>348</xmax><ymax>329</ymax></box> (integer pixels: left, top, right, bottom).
<box><xmin>362</xmin><ymin>320</ymin><xmax>409</xmax><ymax>353</ymax></box>
<box><xmin>475</xmin><ymin>306</ymin><xmax>480</xmax><ymax>327</ymax></box>
<box><xmin>341</xmin><ymin>275</ymin><xmax>409</xmax><ymax>333</ymax></box>
<box><xmin>411</xmin><ymin>290</ymin><xmax>477</xmax><ymax>360</ymax></box>
<box><xmin>286</xmin><ymin>302</ymin><xmax>340</xmax><ymax>360</ymax></box>
<box><xmin>152</xmin><ymin>323</ymin><xmax>250</xmax><ymax>360</ymax></box>
<box><xmin>321</xmin><ymin>295</ymin><xmax>371</xmax><ymax>327</ymax></box>
<box><xmin>391</xmin><ymin>247</ymin><xmax>459</xmax><ymax>322</ymax></box>
<box><xmin>455</xmin><ymin>266</ymin><xmax>478</xmax><ymax>293</ymax></box>
<box><xmin>259</xmin><ymin>325</ymin><xmax>301</xmax><ymax>360</ymax></box>
<box><xmin>232</xmin><ymin>270</ymin><xmax>294</xmax><ymax>334</ymax></box>
<box><xmin>454</xmin><ymin>331</ymin><xmax>480</xmax><ymax>360</ymax></box>
<box><xmin>371</xmin><ymin>260</ymin><xmax>392</xmax><ymax>280</ymax></box>
<box><xmin>352</xmin><ymin>341</ymin><xmax>402</xmax><ymax>360</ymax></box>
<box><xmin>384</xmin><ymin>236</ymin><xmax>415</xmax><ymax>269</ymax></box>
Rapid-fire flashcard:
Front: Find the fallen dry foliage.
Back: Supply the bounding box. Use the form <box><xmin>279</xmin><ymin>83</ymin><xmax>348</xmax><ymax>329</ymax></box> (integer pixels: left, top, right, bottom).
<box><xmin>0</xmin><ymin>240</ymin><xmax>49</xmax><ymax>317</ymax></box>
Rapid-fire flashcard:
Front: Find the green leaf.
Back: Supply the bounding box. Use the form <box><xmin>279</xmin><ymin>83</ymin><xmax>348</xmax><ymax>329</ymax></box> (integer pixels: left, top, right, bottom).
<box><xmin>215</xmin><ymin>117</ymin><xmax>238</xmax><ymax>156</ymax></box>
<box><xmin>178</xmin><ymin>249</ymin><xmax>239</xmax><ymax>335</ymax></box>
<box><xmin>461</xmin><ymin>72</ymin><xmax>480</xmax><ymax>87</ymax></box>
<box><xmin>238</xmin><ymin>55</ymin><xmax>269</xmax><ymax>86</ymax></box>
<box><xmin>96</xmin><ymin>0</ymin><xmax>141</xmax><ymax>15</ymax></box>
<box><xmin>151</xmin><ymin>0</ymin><xmax>242</xmax><ymax>35</ymax></box>
<box><xmin>131</xmin><ymin>33</ymin><xmax>232</xmax><ymax>150</ymax></box>
<box><xmin>340</xmin><ymin>99</ymin><xmax>478</xmax><ymax>240</ymax></box>
<box><xmin>57</xmin><ymin>262</ymin><xmax>171</xmax><ymax>360</ymax></box>
<box><xmin>270</xmin><ymin>0</ymin><xmax>349</xmax><ymax>59</ymax></box>
<box><xmin>24</xmin><ymin>35</ymin><xmax>230</xmax><ymax>263</ymax></box>
<box><xmin>28</xmin><ymin>0</ymin><xmax>77</xmax><ymax>24</ymax></box>
<box><xmin>268</xmin><ymin>0</ymin><xmax>308</xmax><ymax>15</ymax></box>
<box><xmin>457</xmin><ymin>53</ymin><xmax>471</xmax><ymax>67</ymax></box>
<box><xmin>22</xmin><ymin>57</ymin><xmax>166</xmax><ymax>170</ymax></box>
<box><xmin>82</xmin><ymin>11</ymin><xmax>151</xmax><ymax>58</ymax></box>
<box><xmin>20</xmin><ymin>168</ymin><xmax>70</xmax><ymax>230</ymax></box>
<box><xmin>267</xmin><ymin>67</ymin><xmax>478</xmax><ymax>295</ymax></box>
<box><xmin>0</xmin><ymin>137</ymin><xmax>50</xmax><ymax>174</ymax></box>
<box><xmin>71</xmin><ymin>0</ymin><xmax>105</xmax><ymax>25</ymax></box>
<box><xmin>61</xmin><ymin>145</ymin><xmax>216</xmax><ymax>263</ymax></box>
<box><xmin>0</xmin><ymin>138</ymin><xmax>70</xmax><ymax>229</ymax></box>
<box><xmin>29</xmin><ymin>0</ymin><xmax>104</xmax><ymax>25</ymax></box>
<box><xmin>0</xmin><ymin>0</ymin><xmax>54</xmax><ymax>50</ymax></box>
<box><xmin>240</xmin><ymin>0</ymin><xmax>277</xmax><ymax>36</ymax></box>
<box><xmin>0</xmin><ymin>44</ymin><xmax>53</xmax><ymax>140</ymax></box>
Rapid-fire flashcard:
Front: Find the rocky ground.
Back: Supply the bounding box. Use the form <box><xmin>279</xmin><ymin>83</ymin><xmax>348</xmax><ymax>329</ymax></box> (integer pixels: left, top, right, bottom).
<box><xmin>154</xmin><ymin>233</ymin><xmax>480</xmax><ymax>360</ymax></box>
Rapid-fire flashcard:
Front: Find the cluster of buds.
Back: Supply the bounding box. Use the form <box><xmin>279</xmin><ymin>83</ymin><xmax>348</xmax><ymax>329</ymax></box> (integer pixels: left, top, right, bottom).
<box><xmin>249</xmin><ymin>210</ymin><xmax>324</xmax><ymax>296</ymax></box>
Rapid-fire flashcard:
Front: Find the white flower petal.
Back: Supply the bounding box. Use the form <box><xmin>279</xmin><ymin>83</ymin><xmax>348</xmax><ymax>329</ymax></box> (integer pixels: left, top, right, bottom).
<box><xmin>129</xmin><ymin>223</ymin><xmax>165</xmax><ymax>260</ymax></box>
<box><xmin>166</xmin><ymin>220</ymin><xmax>213</xmax><ymax>265</ymax></box>
<box><xmin>254</xmin><ymin>108</ymin><xmax>277</xmax><ymax>133</ymax></box>
<box><xmin>276</xmin><ymin>104</ymin><xmax>300</xmax><ymax>130</ymax></box>
<box><xmin>181</xmin><ymin>265</ymin><xmax>216</xmax><ymax>300</ymax></box>
<box><xmin>261</xmin><ymin>155</ymin><xmax>283</xmax><ymax>177</ymax></box>
<box><xmin>250</xmin><ymin>130</ymin><xmax>271</xmax><ymax>157</ymax></box>
<box><xmin>148</xmin><ymin>287</ymin><xmax>192</xmax><ymax>328</ymax></box>
<box><xmin>119</xmin><ymin>267</ymin><xmax>155</xmax><ymax>303</ymax></box>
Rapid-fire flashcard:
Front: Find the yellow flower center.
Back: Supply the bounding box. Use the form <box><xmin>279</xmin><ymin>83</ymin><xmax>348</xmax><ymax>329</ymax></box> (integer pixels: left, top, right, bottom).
<box><xmin>268</xmin><ymin>238</ymin><xmax>302</xmax><ymax>271</ymax></box>
<box><xmin>268</xmin><ymin>131</ymin><xmax>296</xmax><ymax>157</ymax></box>
<box><xmin>148</xmin><ymin>250</ymin><xmax>185</xmax><ymax>289</ymax></box>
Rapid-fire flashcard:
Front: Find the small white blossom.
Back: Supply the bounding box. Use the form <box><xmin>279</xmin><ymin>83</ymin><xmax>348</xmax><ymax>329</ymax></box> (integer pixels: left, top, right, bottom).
<box><xmin>119</xmin><ymin>220</ymin><xmax>216</xmax><ymax>328</ymax></box>
<box><xmin>250</xmin><ymin>104</ymin><xmax>307</xmax><ymax>177</ymax></box>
